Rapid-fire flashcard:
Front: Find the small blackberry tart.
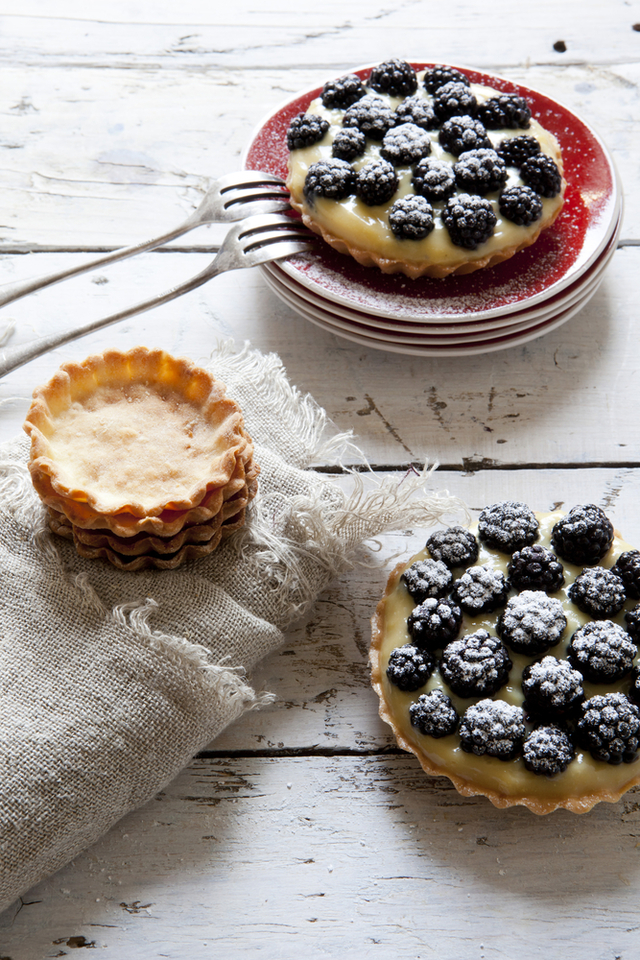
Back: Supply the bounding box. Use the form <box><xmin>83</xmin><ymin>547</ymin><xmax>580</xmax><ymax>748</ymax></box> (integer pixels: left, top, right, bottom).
<box><xmin>371</xmin><ymin>503</ymin><xmax>640</xmax><ymax>814</ymax></box>
<box><xmin>286</xmin><ymin>61</ymin><xmax>566</xmax><ymax>279</ymax></box>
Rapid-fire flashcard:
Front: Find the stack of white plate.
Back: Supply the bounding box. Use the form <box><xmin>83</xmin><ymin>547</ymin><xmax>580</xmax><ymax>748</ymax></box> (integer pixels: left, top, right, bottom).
<box><xmin>244</xmin><ymin>64</ymin><xmax>622</xmax><ymax>356</ymax></box>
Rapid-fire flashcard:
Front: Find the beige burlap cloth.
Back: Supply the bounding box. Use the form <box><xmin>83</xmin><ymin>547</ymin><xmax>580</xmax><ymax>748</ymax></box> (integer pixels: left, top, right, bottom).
<box><xmin>0</xmin><ymin>342</ymin><xmax>461</xmax><ymax>914</ymax></box>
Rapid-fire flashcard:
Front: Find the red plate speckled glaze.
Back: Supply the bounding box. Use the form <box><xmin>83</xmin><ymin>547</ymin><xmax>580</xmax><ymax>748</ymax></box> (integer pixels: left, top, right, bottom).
<box><xmin>243</xmin><ymin>63</ymin><xmax>621</xmax><ymax>321</ymax></box>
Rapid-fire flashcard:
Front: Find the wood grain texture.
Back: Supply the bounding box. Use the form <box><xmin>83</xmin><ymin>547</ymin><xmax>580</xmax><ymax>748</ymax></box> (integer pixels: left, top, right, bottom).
<box><xmin>2</xmin><ymin>2</ymin><xmax>640</xmax><ymax>954</ymax></box>
<box><xmin>2</xmin><ymin>755</ymin><xmax>640</xmax><ymax>960</ymax></box>
<box><xmin>2</xmin><ymin>247</ymin><xmax>639</xmax><ymax>467</ymax></box>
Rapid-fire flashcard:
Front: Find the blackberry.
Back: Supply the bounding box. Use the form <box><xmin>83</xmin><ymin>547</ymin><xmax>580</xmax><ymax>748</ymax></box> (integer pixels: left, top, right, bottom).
<box><xmin>287</xmin><ymin>113</ymin><xmax>330</xmax><ymax>151</ymax></box>
<box><xmin>355</xmin><ymin>159</ymin><xmax>399</xmax><ymax>206</ymax></box>
<box><xmin>568</xmin><ymin>566</ymin><xmax>627</xmax><ymax>619</ymax></box>
<box><xmin>497</xmin><ymin>591</ymin><xmax>567</xmax><ymax>655</ymax></box>
<box><xmin>440</xmin><ymin>630</ymin><xmax>512</xmax><ymax>698</ymax></box>
<box><xmin>499</xmin><ymin>185</ymin><xmax>543</xmax><ymax>226</ymax></box>
<box><xmin>497</xmin><ymin>135</ymin><xmax>541</xmax><ymax>168</ymax></box>
<box><xmin>520</xmin><ymin>154</ymin><xmax>563</xmax><ymax>198</ymax></box>
<box><xmin>477</xmin><ymin>94</ymin><xmax>532</xmax><ymax>130</ymax></box>
<box><xmin>439</xmin><ymin>115</ymin><xmax>492</xmax><ymax>157</ymax></box>
<box><xmin>426</xmin><ymin>525</ymin><xmax>479</xmax><ymax>568</ymax></box>
<box><xmin>394</xmin><ymin>95</ymin><xmax>439</xmax><ymax>130</ymax></box>
<box><xmin>521</xmin><ymin>656</ymin><xmax>584</xmax><ymax>720</ymax></box>
<box><xmin>412</xmin><ymin>158</ymin><xmax>457</xmax><ymax>202</ymax></box>
<box><xmin>402</xmin><ymin>558</ymin><xmax>453</xmax><ymax>602</ymax></box>
<box><xmin>628</xmin><ymin>665</ymin><xmax>640</xmax><ymax>707</ymax></box>
<box><xmin>331</xmin><ymin>127</ymin><xmax>366</xmax><ymax>161</ymax></box>
<box><xmin>523</xmin><ymin>725</ymin><xmax>575</xmax><ymax>776</ymax></box>
<box><xmin>369</xmin><ymin>59</ymin><xmax>418</xmax><ymax>98</ymax></box>
<box><xmin>478</xmin><ymin>500</ymin><xmax>539</xmax><ymax>553</ymax></box>
<box><xmin>386</xmin><ymin>643</ymin><xmax>435</xmax><ymax>692</ymax></box>
<box><xmin>451</xmin><ymin>563</ymin><xmax>509</xmax><ymax>614</ymax></box>
<box><xmin>611</xmin><ymin>551</ymin><xmax>640</xmax><ymax>600</ymax></box>
<box><xmin>407</xmin><ymin>597</ymin><xmax>463</xmax><ymax>650</ymax></box>
<box><xmin>303</xmin><ymin>159</ymin><xmax>356</xmax><ymax>204</ymax></box>
<box><xmin>568</xmin><ymin>621</ymin><xmax>637</xmax><ymax>683</ymax></box>
<box><xmin>456</xmin><ymin>151</ymin><xmax>509</xmax><ymax>200</ymax></box>
<box><xmin>423</xmin><ymin>65</ymin><xmax>471</xmax><ymax>94</ymax></box>
<box><xmin>410</xmin><ymin>690</ymin><xmax>459</xmax><ymax>738</ymax></box>
<box><xmin>508</xmin><ymin>544</ymin><xmax>565</xmax><ymax>593</ymax></box>
<box><xmin>442</xmin><ymin>193</ymin><xmax>497</xmax><ymax>249</ymax></box>
<box><xmin>343</xmin><ymin>94</ymin><xmax>396</xmax><ymax>141</ymax></box>
<box><xmin>459</xmin><ymin>699</ymin><xmax>526</xmax><ymax>760</ymax></box>
<box><xmin>577</xmin><ymin>693</ymin><xmax>640</xmax><ymax>764</ymax></box>
<box><xmin>321</xmin><ymin>73</ymin><xmax>367</xmax><ymax>110</ymax></box>
<box><xmin>381</xmin><ymin>122</ymin><xmax>431</xmax><ymax>165</ymax></box>
<box><xmin>388</xmin><ymin>195</ymin><xmax>435</xmax><ymax>241</ymax></box>
<box><xmin>551</xmin><ymin>504</ymin><xmax>614</xmax><ymax>565</ymax></box>
<box><xmin>625</xmin><ymin>603</ymin><xmax>640</xmax><ymax>643</ymax></box>
<box><xmin>433</xmin><ymin>81</ymin><xmax>477</xmax><ymax>122</ymax></box>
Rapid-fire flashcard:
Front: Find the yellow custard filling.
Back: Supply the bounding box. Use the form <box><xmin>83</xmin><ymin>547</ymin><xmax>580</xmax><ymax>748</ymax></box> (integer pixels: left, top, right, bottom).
<box><xmin>287</xmin><ymin>76</ymin><xmax>565</xmax><ymax>271</ymax></box>
<box><xmin>372</xmin><ymin>513</ymin><xmax>640</xmax><ymax>811</ymax></box>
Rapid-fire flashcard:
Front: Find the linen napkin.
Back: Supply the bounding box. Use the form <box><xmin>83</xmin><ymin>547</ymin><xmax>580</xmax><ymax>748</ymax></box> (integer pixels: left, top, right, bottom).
<box><xmin>0</xmin><ymin>341</ymin><xmax>461</xmax><ymax>913</ymax></box>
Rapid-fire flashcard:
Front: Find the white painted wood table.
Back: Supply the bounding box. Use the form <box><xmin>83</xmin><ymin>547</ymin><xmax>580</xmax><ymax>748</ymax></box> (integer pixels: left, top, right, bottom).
<box><xmin>1</xmin><ymin>3</ymin><xmax>640</xmax><ymax>957</ymax></box>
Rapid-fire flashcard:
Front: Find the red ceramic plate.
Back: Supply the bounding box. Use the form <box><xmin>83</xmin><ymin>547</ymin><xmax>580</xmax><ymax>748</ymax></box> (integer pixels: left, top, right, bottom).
<box><xmin>243</xmin><ymin>63</ymin><xmax>621</xmax><ymax>321</ymax></box>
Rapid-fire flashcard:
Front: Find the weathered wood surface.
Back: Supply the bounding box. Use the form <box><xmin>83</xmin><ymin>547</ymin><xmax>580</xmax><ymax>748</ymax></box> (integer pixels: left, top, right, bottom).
<box><xmin>2</xmin><ymin>1</ymin><xmax>640</xmax><ymax>957</ymax></box>
<box><xmin>1</xmin><ymin>247</ymin><xmax>639</xmax><ymax>467</ymax></box>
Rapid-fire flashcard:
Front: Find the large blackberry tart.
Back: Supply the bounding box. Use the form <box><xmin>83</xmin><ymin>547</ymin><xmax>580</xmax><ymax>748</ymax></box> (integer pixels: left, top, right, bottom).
<box><xmin>370</xmin><ymin>503</ymin><xmax>640</xmax><ymax>814</ymax></box>
<box><xmin>286</xmin><ymin>60</ymin><xmax>565</xmax><ymax>279</ymax></box>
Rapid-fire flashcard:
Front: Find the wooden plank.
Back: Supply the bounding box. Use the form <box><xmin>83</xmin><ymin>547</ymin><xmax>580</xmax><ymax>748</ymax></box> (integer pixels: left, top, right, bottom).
<box><xmin>2</xmin><ymin>0</ymin><xmax>640</xmax><ymax>68</ymax></box>
<box><xmin>1</xmin><ymin>754</ymin><xmax>639</xmax><ymax>960</ymax></box>
<box><xmin>2</xmin><ymin>248</ymin><xmax>639</xmax><ymax>468</ymax></box>
<box><xmin>213</xmin><ymin>465</ymin><xmax>640</xmax><ymax>752</ymax></box>
<box><xmin>0</xmin><ymin>61</ymin><xmax>637</xmax><ymax>248</ymax></box>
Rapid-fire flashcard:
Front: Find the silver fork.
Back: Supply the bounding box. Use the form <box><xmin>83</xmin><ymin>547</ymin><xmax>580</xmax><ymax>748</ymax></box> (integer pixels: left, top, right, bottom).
<box><xmin>0</xmin><ymin>171</ymin><xmax>289</xmax><ymax>308</ymax></box>
<box><xmin>0</xmin><ymin>213</ymin><xmax>313</xmax><ymax>379</ymax></box>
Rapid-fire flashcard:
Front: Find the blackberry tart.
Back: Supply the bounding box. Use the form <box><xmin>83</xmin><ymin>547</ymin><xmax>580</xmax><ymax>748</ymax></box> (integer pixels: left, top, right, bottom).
<box><xmin>370</xmin><ymin>504</ymin><xmax>640</xmax><ymax>814</ymax></box>
<box><xmin>286</xmin><ymin>60</ymin><xmax>565</xmax><ymax>278</ymax></box>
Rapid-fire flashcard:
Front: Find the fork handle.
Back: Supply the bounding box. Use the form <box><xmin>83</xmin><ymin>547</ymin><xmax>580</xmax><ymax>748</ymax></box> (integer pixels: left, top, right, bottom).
<box><xmin>0</xmin><ymin>217</ymin><xmax>202</xmax><ymax>309</ymax></box>
<box><xmin>0</xmin><ymin>256</ymin><xmax>223</xmax><ymax>379</ymax></box>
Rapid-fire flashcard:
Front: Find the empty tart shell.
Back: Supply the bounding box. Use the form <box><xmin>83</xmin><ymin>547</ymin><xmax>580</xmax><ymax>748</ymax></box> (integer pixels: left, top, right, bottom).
<box><xmin>24</xmin><ymin>347</ymin><xmax>252</xmax><ymax>518</ymax></box>
<box><xmin>45</xmin><ymin>478</ymin><xmax>257</xmax><ymax>558</ymax></box>
<box><xmin>30</xmin><ymin>452</ymin><xmax>259</xmax><ymax>538</ymax></box>
<box><xmin>71</xmin><ymin>506</ymin><xmax>250</xmax><ymax>571</ymax></box>
<box><xmin>24</xmin><ymin>347</ymin><xmax>259</xmax><ymax>568</ymax></box>
<box><xmin>370</xmin><ymin>510</ymin><xmax>640</xmax><ymax>815</ymax></box>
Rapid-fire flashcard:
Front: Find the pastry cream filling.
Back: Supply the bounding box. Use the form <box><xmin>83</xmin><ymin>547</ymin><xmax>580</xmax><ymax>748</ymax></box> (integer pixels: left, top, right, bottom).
<box><xmin>287</xmin><ymin>78</ymin><xmax>564</xmax><ymax>267</ymax></box>
<box><xmin>47</xmin><ymin>384</ymin><xmax>231</xmax><ymax>511</ymax></box>
<box><xmin>376</xmin><ymin>513</ymin><xmax>640</xmax><ymax>802</ymax></box>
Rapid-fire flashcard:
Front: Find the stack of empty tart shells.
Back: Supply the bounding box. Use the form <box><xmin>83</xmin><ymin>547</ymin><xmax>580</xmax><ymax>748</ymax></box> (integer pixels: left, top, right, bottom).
<box><xmin>23</xmin><ymin>347</ymin><xmax>259</xmax><ymax>571</ymax></box>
